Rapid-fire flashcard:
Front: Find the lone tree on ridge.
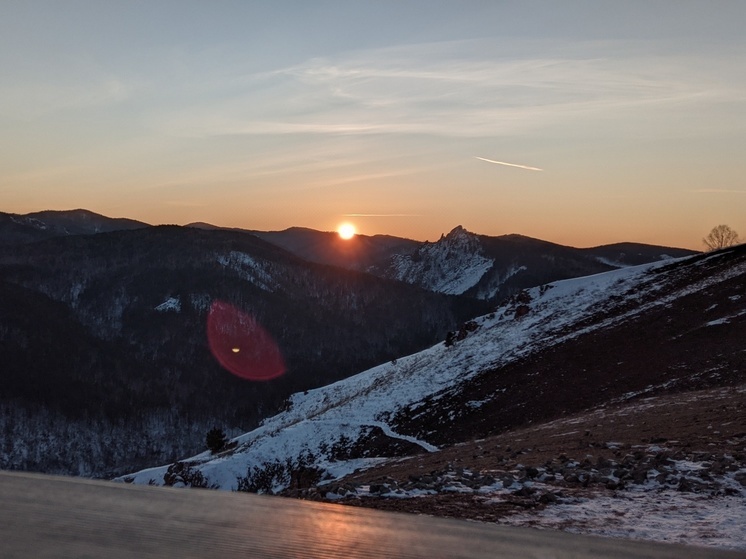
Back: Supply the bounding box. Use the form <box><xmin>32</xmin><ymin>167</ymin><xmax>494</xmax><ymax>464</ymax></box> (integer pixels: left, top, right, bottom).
<box><xmin>703</xmin><ymin>225</ymin><xmax>740</xmax><ymax>251</ymax></box>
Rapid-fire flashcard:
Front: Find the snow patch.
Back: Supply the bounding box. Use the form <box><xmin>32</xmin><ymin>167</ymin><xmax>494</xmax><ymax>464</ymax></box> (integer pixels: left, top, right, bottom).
<box><xmin>216</xmin><ymin>251</ymin><xmax>276</xmax><ymax>292</ymax></box>
<box><xmin>705</xmin><ymin>309</ymin><xmax>746</xmax><ymax>327</ymax></box>
<box><xmin>502</xmin><ymin>491</ymin><xmax>746</xmax><ymax>551</ymax></box>
<box><xmin>155</xmin><ymin>297</ymin><xmax>181</xmax><ymax>313</ymax></box>
<box><xmin>595</xmin><ymin>256</ymin><xmax>626</xmax><ymax>268</ymax></box>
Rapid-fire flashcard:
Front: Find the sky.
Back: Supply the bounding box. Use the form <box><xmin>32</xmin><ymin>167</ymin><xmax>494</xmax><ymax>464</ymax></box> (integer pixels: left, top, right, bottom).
<box><xmin>2</xmin><ymin>1</ymin><xmax>745</xmax><ymax>249</ymax></box>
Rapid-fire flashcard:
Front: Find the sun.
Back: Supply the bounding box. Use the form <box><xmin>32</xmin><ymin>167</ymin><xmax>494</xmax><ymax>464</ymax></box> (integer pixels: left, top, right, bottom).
<box><xmin>337</xmin><ymin>222</ymin><xmax>356</xmax><ymax>240</ymax></box>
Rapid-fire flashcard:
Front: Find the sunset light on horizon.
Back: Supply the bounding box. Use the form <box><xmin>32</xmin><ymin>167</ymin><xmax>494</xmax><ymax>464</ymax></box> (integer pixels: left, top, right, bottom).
<box><xmin>2</xmin><ymin>2</ymin><xmax>745</xmax><ymax>250</ymax></box>
<box><xmin>337</xmin><ymin>223</ymin><xmax>357</xmax><ymax>240</ymax></box>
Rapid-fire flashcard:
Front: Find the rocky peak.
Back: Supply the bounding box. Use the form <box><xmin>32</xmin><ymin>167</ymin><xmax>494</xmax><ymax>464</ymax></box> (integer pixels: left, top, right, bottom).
<box><xmin>440</xmin><ymin>225</ymin><xmax>473</xmax><ymax>242</ymax></box>
<box><xmin>434</xmin><ymin>226</ymin><xmax>482</xmax><ymax>255</ymax></box>
<box><xmin>390</xmin><ymin>226</ymin><xmax>493</xmax><ymax>296</ymax></box>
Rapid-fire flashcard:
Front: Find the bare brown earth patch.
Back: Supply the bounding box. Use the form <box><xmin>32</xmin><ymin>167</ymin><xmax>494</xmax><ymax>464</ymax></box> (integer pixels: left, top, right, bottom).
<box><xmin>300</xmin><ymin>383</ymin><xmax>745</xmax><ymax>523</ymax></box>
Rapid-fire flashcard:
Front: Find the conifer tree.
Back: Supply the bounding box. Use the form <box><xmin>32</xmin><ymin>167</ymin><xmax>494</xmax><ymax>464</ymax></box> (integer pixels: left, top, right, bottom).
<box><xmin>206</xmin><ymin>427</ymin><xmax>228</xmax><ymax>454</ymax></box>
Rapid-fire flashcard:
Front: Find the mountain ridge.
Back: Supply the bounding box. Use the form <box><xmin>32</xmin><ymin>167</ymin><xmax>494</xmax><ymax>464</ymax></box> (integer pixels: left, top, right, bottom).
<box><xmin>0</xmin><ymin>209</ymin><xmax>149</xmax><ymax>245</ymax></box>
<box><xmin>190</xmin><ymin>220</ymin><xmax>698</xmax><ymax>300</ymax></box>
<box><xmin>2</xmin><ymin>210</ymin><xmax>696</xmax><ymax>301</ymax></box>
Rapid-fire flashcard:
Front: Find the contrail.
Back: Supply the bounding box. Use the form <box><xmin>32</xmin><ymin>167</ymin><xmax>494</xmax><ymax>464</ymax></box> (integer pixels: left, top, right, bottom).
<box><xmin>474</xmin><ymin>156</ymin><xmax>543</xmax><ymax>172</ymax></box>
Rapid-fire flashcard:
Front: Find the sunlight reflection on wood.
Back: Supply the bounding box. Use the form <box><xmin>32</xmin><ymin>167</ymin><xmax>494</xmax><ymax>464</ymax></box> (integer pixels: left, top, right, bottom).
<box><xmin>1</xmin><ymin>472</ymin><xmax>738</xmax><ymax>559</ymax></box>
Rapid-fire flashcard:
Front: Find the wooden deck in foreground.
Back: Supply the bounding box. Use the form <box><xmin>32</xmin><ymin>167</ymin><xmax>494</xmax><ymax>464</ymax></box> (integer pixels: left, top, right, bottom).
<box><xmin>1</xmin><ymin>471</ymin><xmax>742</xmax><ymax>558</ymax></box>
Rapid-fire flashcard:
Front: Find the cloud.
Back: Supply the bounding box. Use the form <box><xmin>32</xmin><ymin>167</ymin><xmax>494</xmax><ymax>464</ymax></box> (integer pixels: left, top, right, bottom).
<box><xmin>342</xmin><ymin>213</ymin><xmax>423</xmax><ymax>217</ymax></box>
<box><xmin>689</xmin><ymin>189</ymin><xmax>746</xmax><ymax>194</ymax></box>
<box><xmin>154</xmin><ymin>38</ymin><xmax>740</xmax><ymax>140</ymax></box>
<box><xmin>474</xmin><ymin>156</ymin><xmax>543</xmax><ymax>172</ymax></box>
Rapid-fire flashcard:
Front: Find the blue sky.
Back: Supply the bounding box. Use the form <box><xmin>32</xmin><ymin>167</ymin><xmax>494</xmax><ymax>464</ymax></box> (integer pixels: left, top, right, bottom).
<box><xmin>2</xmin><ymin>1</ymin><xmax>745</xmax><ymax>248</ymax></box>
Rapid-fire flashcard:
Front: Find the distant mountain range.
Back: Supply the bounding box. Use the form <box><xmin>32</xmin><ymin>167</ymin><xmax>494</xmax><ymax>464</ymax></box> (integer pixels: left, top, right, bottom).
<box><xmin>2</xmin><ymin>210</ymin><xmax>696</xmax><ymax>302</ymax></box>
<box><xmin>0</xmin><ymin>208</ymin><xmax>697</xmax><ymax>478</ymax></box>
<box><xmin>213</xmin><ymin>221</ymin><xmax>696</xmax><ymax>301</ymax></box>
<box><xmin>0</xmin><ymin>209</ymin><xmax>147</xmax><ymax>245</ymax></box>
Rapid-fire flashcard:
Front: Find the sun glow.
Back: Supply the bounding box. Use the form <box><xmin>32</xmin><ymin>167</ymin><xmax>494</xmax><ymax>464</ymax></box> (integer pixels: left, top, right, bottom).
<box><xmin>338</xmin><ymin>223</ymin><xmax>356</xmax><ymax>240</ymax></box>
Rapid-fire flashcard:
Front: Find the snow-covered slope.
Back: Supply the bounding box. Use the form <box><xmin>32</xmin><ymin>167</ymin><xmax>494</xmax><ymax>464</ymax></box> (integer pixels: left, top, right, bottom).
<box><xmin>120</xmin><ymin>246</ymin><xmax>746</xmax><ymax>493</ymax></box>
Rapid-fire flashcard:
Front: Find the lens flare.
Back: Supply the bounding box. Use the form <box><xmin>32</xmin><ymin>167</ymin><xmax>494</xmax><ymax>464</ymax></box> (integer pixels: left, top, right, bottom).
<box><xmin>207</xmin><ymin>300</ymin><xmax>286</xmax><ymax>381</ymax></box>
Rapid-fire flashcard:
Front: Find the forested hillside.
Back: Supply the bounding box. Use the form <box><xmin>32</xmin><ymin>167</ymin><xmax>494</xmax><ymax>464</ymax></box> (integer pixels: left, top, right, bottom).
<box><xmin>0</xmin><ymin>225</ymin><xmax>486</xmax><ymax>477</ymax></box>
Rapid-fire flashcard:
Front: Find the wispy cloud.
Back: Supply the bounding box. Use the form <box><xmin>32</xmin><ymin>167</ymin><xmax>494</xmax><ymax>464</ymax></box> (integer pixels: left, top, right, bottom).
<box><xmin>474</xmin><ymin>156</ymin><xmax>543</xmax><ymax>172</ymax></box>
<box><xmin>689</xmin><ymin>189</ymin><xmax>746</xmax><ymax>194</ymax></box>
<box><xmin>343</xmin><ymin>213</ymin><xmax>423</xmax><ymax>217</ymax></box>
<box><xmin>155</xmin><ymin>38</ymin><xmax>740</xmax><ymax>140</ymax></box>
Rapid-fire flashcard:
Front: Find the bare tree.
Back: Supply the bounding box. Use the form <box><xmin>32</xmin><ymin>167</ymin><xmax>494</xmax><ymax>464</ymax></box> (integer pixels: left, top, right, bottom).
<box><xmin>703</xmin><ymin>224</ymin><xmax>740</xmax><ymax>251</ymax></box>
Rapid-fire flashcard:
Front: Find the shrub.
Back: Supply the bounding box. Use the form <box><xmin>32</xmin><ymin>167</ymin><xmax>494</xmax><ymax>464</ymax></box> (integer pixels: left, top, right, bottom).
<box><xmin>163</xmin><ymin>461</ymin><xmax>209</xmax><ymax>488</ymax></box>
<box><xmin>206</xmin><ymin>427</ymin><xmax>228</xmax><ymax>454</ymax></box>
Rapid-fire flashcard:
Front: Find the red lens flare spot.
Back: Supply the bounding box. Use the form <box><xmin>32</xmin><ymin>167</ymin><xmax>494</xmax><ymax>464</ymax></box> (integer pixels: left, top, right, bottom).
<box><xmin>207</xmin><ymin>300</ymin><xmax>286</xmax><ymax>381</ymax></box>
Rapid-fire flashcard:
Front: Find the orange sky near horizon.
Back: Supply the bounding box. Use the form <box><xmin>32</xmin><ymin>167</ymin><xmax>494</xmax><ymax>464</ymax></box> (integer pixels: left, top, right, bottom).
<box><xmin>3</xmin><ymin>178</ymin><xmax>741</xmax><ymax>251</ymax></box>
<box><xmin>2</xmin><ymin>2</ymin><xmax>744</xmax><ymax>251</ymax></box>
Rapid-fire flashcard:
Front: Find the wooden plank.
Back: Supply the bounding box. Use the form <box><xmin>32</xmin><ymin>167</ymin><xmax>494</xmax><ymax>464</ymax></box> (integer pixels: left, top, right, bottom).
<box><xmin>0</xmin><ymin>471</ymin><xmax>741</xmax><ymax>558</ymax></box>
